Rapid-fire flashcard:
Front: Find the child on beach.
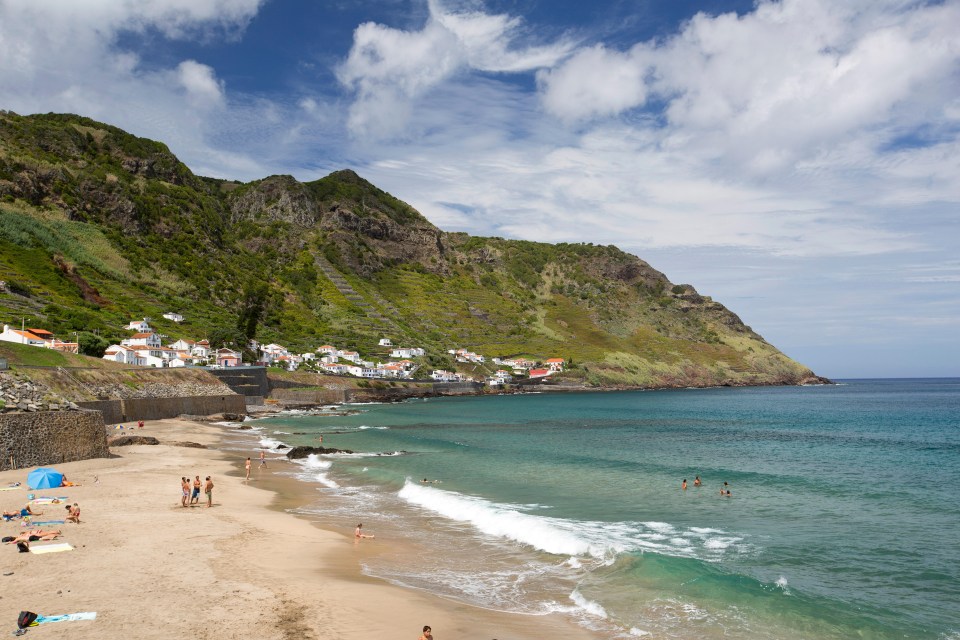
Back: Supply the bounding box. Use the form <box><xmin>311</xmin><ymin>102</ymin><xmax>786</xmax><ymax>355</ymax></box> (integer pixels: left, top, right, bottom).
<box><xmin>259</xmin><ymin>450</ymin><xmax>266</xmax><ymax>468</ymax></box>
<box><xmin>181</xmin><ymin>477</ymin><xmax>190</xmax><ymax>507</ymax></box>
<box><xmin>355</xmin><ymin>523</ymin><xmax>374</xmax><ymax>539</ymax></box>
<box><xmin>245</xmin><ymin>457</ymin><xmax>251</xmax><ymax>480</ymax></box>
<box><xmin>66</xmin><ymin>503</ymin><xmax>80</xmax><ymax>523</ymax></box>
<box><xmin>418</xmin><ymin>625</ymin><xmax>433</xmax><ymax>640</ymax></box>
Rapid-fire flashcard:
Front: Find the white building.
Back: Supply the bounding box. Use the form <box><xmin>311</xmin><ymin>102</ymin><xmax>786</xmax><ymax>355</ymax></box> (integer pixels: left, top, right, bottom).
<box><xmin>378</xmin><ymin>338</ymin><xmax>393</xmax><ymax>347</ymax></box>
<box><xmin>122</xmin><ymin>332</ymin><xmax>162</xmax><ymax>348</ymax></box>
<box><xmin>125</xmin><ymin>318</ymin><xmax>152</xmax><ymax>332</ymax></box>
<box><xmin>162</xmin><ymin>312</ymin><xmax>184</xmax><ymax>323</ymax></box>
<box><xmin>102</xmin><ymin>345</ymin><xmax>144</xmax><ymax>365</ymax></box>
<box><xmin>0</xmin><ymin>325</ymin><xmax>45</xmax><ymax>347</ymax></box>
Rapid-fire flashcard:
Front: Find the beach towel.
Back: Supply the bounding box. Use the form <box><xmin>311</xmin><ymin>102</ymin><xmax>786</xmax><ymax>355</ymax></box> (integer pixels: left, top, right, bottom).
<box><xmin>36</xmin><ymin>612</ymin><xmax>97</xmax><ymax>624</ymax></box>
<box><xmin>31</xmin><ymin>496</ymin><xmax>68</xmax><ymax>503</ymax></box>
<box><xmin>0</xmin><ymin>486</ymin><xmax>21</xmax><ymax>491</ymax></box>
<box><xmin>28</xmin><ymin>542</ymin><xmax>73</xmax><ymax>554</ymax></box>
<box><xmin>29</xmin><ymin>520</ymin><xmax>65</xmax><ymax>526</ymax></box>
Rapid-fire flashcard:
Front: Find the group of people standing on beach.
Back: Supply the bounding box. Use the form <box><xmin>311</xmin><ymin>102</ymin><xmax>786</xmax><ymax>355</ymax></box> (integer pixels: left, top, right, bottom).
<box><xmin>181</xmin><ymin>475</ymin><xmax>214</xmax><ymax>508</ymax></box>
<box><xmin>681</xmin><ymin>475</ymin><xmax>733</xmax><ymax>496</ymax></box>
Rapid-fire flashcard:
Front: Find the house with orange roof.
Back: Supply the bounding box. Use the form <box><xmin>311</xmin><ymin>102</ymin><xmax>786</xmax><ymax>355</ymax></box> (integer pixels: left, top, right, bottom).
<box><xmin>544</xmin><ymin>358</ymin><xmax>565</xmax><ymax>372</ymax></box>
<box><xmin>0</xmin><ymin>324</ymin><xmax>46</xmax><ymax>346</ymax></box>
<box><xmin>122</xmin><ymin>332</ymin><xmax>161</xmax><ymax>348</ymax></box>
<box><xmin>528</xmin><ymin>368</ymin><xmax>551</xmax><ymax>379</ymax></box>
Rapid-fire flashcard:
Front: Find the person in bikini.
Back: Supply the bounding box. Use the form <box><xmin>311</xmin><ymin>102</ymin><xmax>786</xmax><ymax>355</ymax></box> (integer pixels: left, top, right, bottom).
<box><xmin>354</xmin><ymin>523</ymin><xmax>374</xmax><ymax>539</ymax></box>
<box><xmin>418</xmin><ymin>625</ymin><xmax>433</xmax><ymax>640</ymax></box>
<box><xmin>245</xmin><ymin>457</ymin><xmax>252</xmax><ymax>480</ymax></box>
<box><xmin>65</xmin><ymin>503</ymin><xmax>80</xmax><ymax>523</ymax></box>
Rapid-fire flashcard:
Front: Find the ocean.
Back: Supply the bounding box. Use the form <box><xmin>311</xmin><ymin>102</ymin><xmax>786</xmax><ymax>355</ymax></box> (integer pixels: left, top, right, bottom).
<box><xmin>249</xmin><ymin>379</ymin><xmax>960</xmax><ymax>639</ymax></box>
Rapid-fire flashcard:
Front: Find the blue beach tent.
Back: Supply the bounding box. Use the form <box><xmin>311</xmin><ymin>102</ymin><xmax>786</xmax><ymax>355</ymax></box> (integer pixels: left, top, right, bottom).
<box><xmin>26</xmin><ymin>468</ymin><xmax>64</xmax><ymax>490</ymax></box>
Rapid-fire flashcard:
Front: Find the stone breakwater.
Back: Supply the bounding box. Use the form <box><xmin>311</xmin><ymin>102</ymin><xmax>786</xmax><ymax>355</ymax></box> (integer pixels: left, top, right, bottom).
<box><xmin>84</xmin><ymin>380</ymin><xmax>234</xmax><ymax>400</ymax></box>
<box><xmin>0</xmin><ymin>371</ymin><xmax>80</xmax><ymax>413</ymax></box>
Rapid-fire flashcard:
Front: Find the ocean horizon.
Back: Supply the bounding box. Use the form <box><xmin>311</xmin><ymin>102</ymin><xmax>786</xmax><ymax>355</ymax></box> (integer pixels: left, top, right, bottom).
<box><xmin>244</xmin><ymin>378</ymin><xmax>959</xmax><ymax>639</ymax></box>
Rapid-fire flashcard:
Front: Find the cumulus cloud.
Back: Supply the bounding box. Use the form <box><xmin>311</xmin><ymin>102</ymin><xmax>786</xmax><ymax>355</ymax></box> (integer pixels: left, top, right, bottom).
<box><xmin>337</xmin><ymin>0</ymin><xmax>574</xmax><ymax>137</ymax></box>
<box><xmin>0</xmin><ymin>0</ymin><xmax>267</xmax><ymax>177</ymax></box>
<box><xmin>176</xmin><ymin>60</ymin><xmax>225</xmax><ymax>109</ymax></box>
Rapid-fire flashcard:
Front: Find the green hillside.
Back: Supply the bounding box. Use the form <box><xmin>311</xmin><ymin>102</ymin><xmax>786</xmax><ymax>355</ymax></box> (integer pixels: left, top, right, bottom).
<box><xmin>0</xmin><ymin>110</ymin><xmax>822</xmax><ymax>388</ymax></box>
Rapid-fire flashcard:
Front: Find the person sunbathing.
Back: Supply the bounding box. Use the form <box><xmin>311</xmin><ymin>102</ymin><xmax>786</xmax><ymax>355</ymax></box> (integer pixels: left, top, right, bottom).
<box><xmin>3</xmin><ymin>529</ymin><xmax>61</xmax><ymax>544</ymax></box>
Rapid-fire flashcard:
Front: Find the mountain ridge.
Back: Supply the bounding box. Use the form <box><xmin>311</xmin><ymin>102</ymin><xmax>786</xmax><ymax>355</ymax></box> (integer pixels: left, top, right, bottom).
<box><xmin>0</xmin><ymin>110</ymin><xmax>825</xmax><ymax>388</ymax></box>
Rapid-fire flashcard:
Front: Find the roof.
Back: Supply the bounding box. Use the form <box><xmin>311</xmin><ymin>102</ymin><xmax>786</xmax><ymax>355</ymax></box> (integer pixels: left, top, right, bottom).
<box><xmin>129</xmin><ymin>332</ymin><xmax>155</xmax><ymax>339</ymax></box>
<box><xmin>545</xmin><ymin>358</ymin><xmax>565</xmax><ymax>363</ymax></box>
<box><xmin>27</xmin><ymin>328</ymin><xmax>54</xmax><ymax>337</ymax></box>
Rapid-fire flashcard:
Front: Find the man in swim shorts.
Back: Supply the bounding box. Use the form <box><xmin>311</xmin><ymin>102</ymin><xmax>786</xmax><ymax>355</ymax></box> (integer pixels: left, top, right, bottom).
<box><xmin>204</xmin><ymin>476</ymin><xmax>214</xmax><ymax>508</ymax></box>
<box><xmin>191</xmin><ymin>476</ymin><xmax>201</xmax><ymax>505</ymax></box>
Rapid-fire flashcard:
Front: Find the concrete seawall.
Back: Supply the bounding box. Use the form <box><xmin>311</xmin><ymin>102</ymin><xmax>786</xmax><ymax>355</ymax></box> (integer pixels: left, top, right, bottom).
<box><xmin>77</xmin><ymin>395</ymin><xmax>247</xmax><ymax>423</ymax></box>
<box><xmin>0</xmin><ymin>409</ymin><xmax>109</xmax><ymax>471</ymax></box>
<box><xmin>270</xmin><ymin>381</ymin><xmax>483</xmax><ymax>405</ymax></box>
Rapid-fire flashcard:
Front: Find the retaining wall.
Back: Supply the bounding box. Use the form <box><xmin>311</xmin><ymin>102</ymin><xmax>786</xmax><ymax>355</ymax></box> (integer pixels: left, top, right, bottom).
<box><xmin>270</xmin><ymin>381</ymin><xmax>483</xmax><ymax>405</ymax></box>
<box><xmin>76</xmin><ymin>395</ymin><xmax>247</xmax><ymax>423</ymax></box>
<box><xmin>0</xmin><ymin>409</ymin><xmax>109</xmax><ymax>471</ymax></box>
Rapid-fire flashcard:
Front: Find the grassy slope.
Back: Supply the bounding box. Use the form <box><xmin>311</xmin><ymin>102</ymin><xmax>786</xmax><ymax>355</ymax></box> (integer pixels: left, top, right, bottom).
<box><xmin>0</xmin><ymin>112</ymin><xmax>818</xmax><ymax>389</ymax></box>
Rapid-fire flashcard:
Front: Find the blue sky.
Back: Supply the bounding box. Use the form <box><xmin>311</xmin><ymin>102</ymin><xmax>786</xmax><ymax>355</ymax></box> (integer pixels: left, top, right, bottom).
<box><xmin>1</xmin><ymin>0</ymin><xmax>958</xmax><ymax>378</ymax></box>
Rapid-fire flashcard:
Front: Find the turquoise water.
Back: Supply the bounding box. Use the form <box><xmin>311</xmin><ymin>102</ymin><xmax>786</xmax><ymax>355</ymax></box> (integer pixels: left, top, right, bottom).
<box><xmin>257</xmin><ymin>379</ymin><xmax>960</xmax><ymax>638</ymax></box>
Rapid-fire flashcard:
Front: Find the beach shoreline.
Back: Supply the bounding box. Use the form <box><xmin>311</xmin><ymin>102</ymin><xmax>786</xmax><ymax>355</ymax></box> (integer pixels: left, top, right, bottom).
<box><xmin>0</xmin><ymin>417</ymin><xmax>591</xmax><ymax>639</ymax></box>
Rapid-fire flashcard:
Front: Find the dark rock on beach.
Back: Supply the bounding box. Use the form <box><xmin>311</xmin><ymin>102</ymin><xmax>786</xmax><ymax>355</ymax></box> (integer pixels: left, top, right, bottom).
<box><xmin>166</xmin><ymin>441</ymin><xmax>207</xmax><ymax>449</ymax></box>
<box><xmin>108</xmin><ymin>435</ymin><xmax>160</xmax><ymax>446</ymax></box>
<box><xmin>286</xmin><ymin>445</ymin><xmax>354</xmax><ymax>459</ymax></box>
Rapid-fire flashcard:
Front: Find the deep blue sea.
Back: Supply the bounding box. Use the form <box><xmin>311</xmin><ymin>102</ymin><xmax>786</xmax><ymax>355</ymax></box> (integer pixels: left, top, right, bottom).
<box><xmin>252</xmin><ymin>379</ymin><xmax>960</xmax><ymax>639</ymax></box>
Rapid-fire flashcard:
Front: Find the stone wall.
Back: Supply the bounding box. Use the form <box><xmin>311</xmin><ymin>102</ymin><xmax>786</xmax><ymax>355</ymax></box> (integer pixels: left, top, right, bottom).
<box><xmin>270</xmin><ymin>381</ymin><xmax>483</xmax><ymax>405</ymax></box>
<box><xmin>0</xmin><ymin>409</ymin><xmax>109</xmax><ymax>471</ymax></box>
<box><xmin>76</xmin><ymin>395</ymin><xmax>247</xmax><ymax>423</ymax></box>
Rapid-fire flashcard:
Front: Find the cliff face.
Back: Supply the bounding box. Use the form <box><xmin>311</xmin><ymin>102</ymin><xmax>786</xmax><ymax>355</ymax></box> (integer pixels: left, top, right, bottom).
<box><xmin>0</xmin><ymin>111</ymin><xmax>821</xmax><ymax>388</ymax></box>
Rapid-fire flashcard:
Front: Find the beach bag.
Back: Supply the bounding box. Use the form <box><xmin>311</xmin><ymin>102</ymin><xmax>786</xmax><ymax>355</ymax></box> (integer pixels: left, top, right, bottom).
<box><xmin>17</xmin><ymin>611</ymin><xmax>38</xmax><ymax>628</ymax></box>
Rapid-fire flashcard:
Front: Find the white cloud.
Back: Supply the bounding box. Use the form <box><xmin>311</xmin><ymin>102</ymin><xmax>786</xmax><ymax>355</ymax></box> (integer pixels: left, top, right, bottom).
<box><xmin>176</xmin><ymin>60</ymin><xmax>225</xmax><ymax>109</ymax></box>
<box><xmin>337</xmin><ymin>0</ymin><xmax>574</xmax><ymax>137</ymax></box>
<box><xmin>0</xmin><ymin>0</ymin><xmax>267</xmax><ymax>177</ymax></box>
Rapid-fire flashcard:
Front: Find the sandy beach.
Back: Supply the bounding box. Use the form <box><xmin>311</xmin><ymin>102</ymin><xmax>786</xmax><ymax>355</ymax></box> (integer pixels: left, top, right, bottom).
<box><xmin>0</xmin><ymin>418</ymin><xmax>591</xmax><ymax>639</ymax></box>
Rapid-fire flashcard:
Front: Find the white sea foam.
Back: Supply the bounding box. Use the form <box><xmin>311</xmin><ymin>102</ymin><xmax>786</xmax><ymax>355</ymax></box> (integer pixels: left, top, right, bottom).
<box><xmin>396</xmin><ymin>481</ymin><xmax>745</xmax><ymax>561</ymax></box>
<box><xmin>569</xmin><ymin>590</ymin><xmax>609</xmax><ymax>619</ymax></box>
<box><xmin>358</xmin><ymin>425</ymin><xmax>389</xmax><ymax>430</ymax></box>
<box><xmin>291</xmin><ymin>454</ymin><xmax>339</xmax><ymax>488</ymax></box>
<box><xmin>258</xmin><ymin>436</ymin><xmax>285</xmax><ymax>449</ymax></box>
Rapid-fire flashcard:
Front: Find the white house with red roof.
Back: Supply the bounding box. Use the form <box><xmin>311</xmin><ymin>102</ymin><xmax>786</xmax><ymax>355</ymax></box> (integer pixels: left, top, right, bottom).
<box><xmin>0</xmin><ymin>325</ymin><xmax>45</xmax><ymax>346</ymax></box>
<box><xmin>528</xmin><ymin>368</ymin><xmax>551</xmax><ymax>379</ymax></box>
<box><xmin>191</xmin><ymin>340</ymin><xmax>211</xmax><ymax>359</ymax></box>
<box><xmin>544</xmin><ymin>358</ymin><xmax>565</xmax><ymax>372</ymax></box>
<box><xmin>122</xmin><ymin>332</ymin><xmax>162</xmax><ymax>348</ymax></box>
<box><xmin>102</xmin><ymin>345</ymin><xmax>144</xmax><ymax>365</ymax></box>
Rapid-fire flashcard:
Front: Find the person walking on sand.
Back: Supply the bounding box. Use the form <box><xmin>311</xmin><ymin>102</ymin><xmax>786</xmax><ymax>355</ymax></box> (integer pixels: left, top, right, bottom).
<box><xmin>204</xmin><ymin>476</ymin><xmax>214</xmax><ymax>508</ymax></box>
<box><xmin>418</xmin><ymin>625</ymin><xmax>433</xmax><ymax>640</ymax></box>
<box><xmin>181</xmin><ymin>477</ymin><xmax>190</xmax><ymax>507</ymax></box>
<box><xmin>191</xmin><ymin>475</ymin><xmax>201</xmax><ymax>505</ymax></box>
<box><xmin>259</xmin><ymin>450</ymin><xmax>266</xmax><ymax>468</ymax></box>
<box><xmin>355</xmin><ymin>523</ymin><xmax>374</xmax><ymax>539</ymax></box>
<box><xmin>245</xmin><ymin>457</ymin><xmax>252</xmax><ymax>480</ymax></box>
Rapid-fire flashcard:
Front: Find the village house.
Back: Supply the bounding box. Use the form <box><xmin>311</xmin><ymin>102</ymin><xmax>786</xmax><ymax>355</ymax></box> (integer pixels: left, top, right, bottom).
<box><xmin>316</xmin><ymin>345</ymin><xmax>337</xmax><ymax>354</ymax></box>
<box><xmin>378</xmin><ymin>338</ymin><xmax>393</xmax><ymax>347</ymax></box>
<box><xmin>134</xmin><ymin>346</ymin><xmax>168</xmax><ymax>367</ymax></box>
<box><xmin>162</xmin><ymin>312</ymin><xmax>184</xmax><ymax>323</ymax></box>
<box><xmin>0</xmin><ymin>325</ymin><xmax>46</xmax><ymax>346</ymax></box>
<box><xmin>346</xmin><ymin>365</ymin><xmax>378</xmax><ymax>378</ymax></box>
<box><xmin>390</xmin><ymin>346</ymin><xmax>425</xmax><ymax>359</ymax></box>
<box><xmin>320</xmin><ymin>362</ymin><xmax>349</xmax><ymax>375</ymax></box>
<box><xmin>122</xmin><ymin>332</ymin><xmax>162</xmax><ymax>348</ymax></box>
<box><xmin>376</xmin><ymin>363</ymin><xmax>405</xmax><ymax>378</ymax></box>
<box><xmin>191</xmin><ymin>340</ymin><xmax>211</xmax><ymax>359</ymax></box>
<box><xmin>168</xmin><ymin>338</ymin><xmax>194</xmax><ymax>352</ymax></box>
<box><xmin>338</xmin><ymin>350</ymin><xmax>362</xmax><ymax>364</ymax></box>
<box><xmin>528</xmin><ymin>368</ymin><xmax>551</xmax><ymax>379</ymax></box>
<box><xmin>431</xmin><ymin>369</ymin><xmax>461</xmax><ymax>382</ymax></box>
<box><xmin>102</xmin><ymin>345</ymin><xmax>144</xmax><ymax>365</ymax></box>
<box><xmin>125</xmin><ymin>318</ymin><xmax>152</xmax><ymax>332</ymax></box>
<box><xmin>544</xmin><ymin>358</ymin><xmax>565</xmax><ymax>372</ymax></box>
<box><xmin>215</xmin><ymin>348</ymin><xmax>242</xmax><ymax>367</ymax></box>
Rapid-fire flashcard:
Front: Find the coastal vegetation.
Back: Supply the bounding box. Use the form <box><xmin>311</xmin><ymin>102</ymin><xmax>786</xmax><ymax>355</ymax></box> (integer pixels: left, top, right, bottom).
<box><xmin>0</xmin><ymin>110</ymin><xmax>820</xmax><ymax>388</ymax></box>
